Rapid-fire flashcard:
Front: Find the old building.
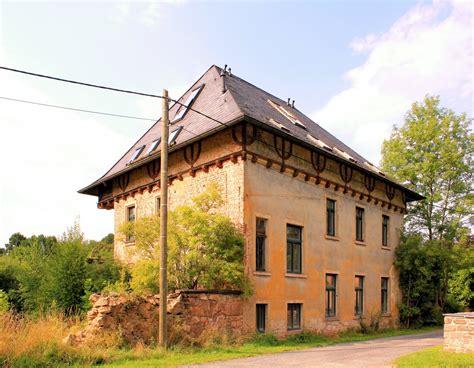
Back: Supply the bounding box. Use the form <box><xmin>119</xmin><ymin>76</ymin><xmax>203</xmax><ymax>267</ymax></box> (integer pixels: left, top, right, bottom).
<box><xmin>79</xmin><ymin>65</ymin><xmax>423</xmax><ymax>336</ymax></box>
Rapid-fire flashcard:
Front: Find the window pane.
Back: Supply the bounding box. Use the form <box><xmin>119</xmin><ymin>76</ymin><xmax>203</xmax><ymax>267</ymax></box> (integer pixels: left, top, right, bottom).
<box><xmin>256</xmin><ymin>304</ymin><xmax>266</xmax><ymax>333</ymax></box>
<box><xmin>327</xmin><ymin>200</ymin><xmax>336</xmax><ymax>236</ymax></box>
<box><xmin>287</xmin><ymin>225</ymin><xmax>301</xmax><ymax>241</ymax></box>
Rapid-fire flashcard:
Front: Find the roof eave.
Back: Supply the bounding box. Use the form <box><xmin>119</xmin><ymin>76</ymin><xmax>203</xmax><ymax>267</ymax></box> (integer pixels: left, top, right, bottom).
<box><xmin>242</xmin><ymin>115</ymin><xmax>425</xmax><ymax>203</ymax></box>
<box><xmin>77</xmin><ymin>114</ymin><xmax>246</xmax><ymax>197</ymax></box>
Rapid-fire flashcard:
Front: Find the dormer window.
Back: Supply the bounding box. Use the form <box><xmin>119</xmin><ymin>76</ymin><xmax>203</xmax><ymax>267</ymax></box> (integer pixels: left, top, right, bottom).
<box><xmin>334</xmin><ymin>147</ymin><xmax>357</xmax><ymax>163</ymax></box>
<box><xmin>307</xmin><ymin>134</ymin><xmax>332</xmax><ymax>151</ymax></box>
<box><xmin>146</xmin><ymin>138</ymin><xmax>161</xmax><ymax>155</ymax></box>
<box><xmin>129</xmin><ymin>145</ymin><xmax>145</xmax><ymax>163</ymax></box>
<box><xmin>364</xmin><ymin>161</ymin><xmax>385</xmax><ymax>176</ymax></box>
<box><xmin>169</xmin><ymin>126</ymin><xmax>183</xmax><ymax>145</ymax></box>
<box><xmin>269</xmin><ymin>118</ymin><xmax>290</xmax><ymax>133</ymax></box>
<box><xmin>268</xmin><ymin>100</ymin><xmax>306</xmax><ymax>129</ymax></box>
<box><xmin>172</xmin><ymin>85</ymin><xmax>204</xmax><ymax>122</ymax></box>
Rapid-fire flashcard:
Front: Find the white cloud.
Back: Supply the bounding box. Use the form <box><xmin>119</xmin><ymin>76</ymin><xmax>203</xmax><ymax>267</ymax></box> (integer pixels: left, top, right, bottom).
<box><xmin>0</xmin><ymin>53</ymin><xmax>131</xmax><ymax>245</ymax></box>
<box><xmin>312</xmin><ymin>0</ymin><xmax>473</xmax><ymax>165</ymax></box>
<box><xmin>109</xmin><ymin>0</ymin><xmax>188</xmax><ymax>28</ymax></box>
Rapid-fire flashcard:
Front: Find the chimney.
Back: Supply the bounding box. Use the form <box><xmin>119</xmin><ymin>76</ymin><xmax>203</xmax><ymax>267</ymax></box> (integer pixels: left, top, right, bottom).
<box><xmin>291</xmin><ymin>100</ymin><xmax>295</xmax><ymax>108</ymax></box>
<box><xmin>220</xmin><ymin>64</ymin><xmax>228</xmax><ymax>93</ymax></box>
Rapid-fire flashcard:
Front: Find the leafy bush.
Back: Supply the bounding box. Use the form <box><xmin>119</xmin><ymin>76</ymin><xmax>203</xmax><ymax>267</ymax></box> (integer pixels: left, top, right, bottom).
<box><xmin>121</xmin><ymin>183</ymin><xmax>251</xmax><ymax>296</ymax></box>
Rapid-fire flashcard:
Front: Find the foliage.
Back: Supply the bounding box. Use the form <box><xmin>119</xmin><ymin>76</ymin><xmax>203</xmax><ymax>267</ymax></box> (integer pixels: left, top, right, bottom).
<box><xmin>120</xmin><ymin>183</ymin><xmax>251</xmax><ymax>296</ymax></box>
<box><xmin>0</xmin><ymin>290</ymin><xmax>9</xmax><ymax>313</ymax></box>
<box><xmin>447</xmin><ymin>262</ymin><xmax>474</xmax><ymax>311</ymax></box>
<box><xmin>381</xmin><ymin>95</ymin><xmax>473</xmax><ymax>242</ymax></box>
<box><xmin>358</xmin><ymin>310</ymin><xmax>381</xmax><ymax>334</ymax></box>
<box><xmin>395</xmin><ymin>345</ymin><xmax>474</xmax><ymax>367</ymax></box>
<box><xmin>0</xmin><ymin>224</ymin><xmax>121</xmax><ymax>314</ymax></box>
<box><xmin>394</xmin><ymin>235</ymin><xmax>472</xmax><ymax>327</ymax></box>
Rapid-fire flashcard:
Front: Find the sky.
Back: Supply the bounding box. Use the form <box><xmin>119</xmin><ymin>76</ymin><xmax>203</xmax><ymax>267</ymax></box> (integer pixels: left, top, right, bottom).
<box><xmin>0</xmin><ymin>0</ymin><xmax>472</xmax><ymax>246</ymax></box>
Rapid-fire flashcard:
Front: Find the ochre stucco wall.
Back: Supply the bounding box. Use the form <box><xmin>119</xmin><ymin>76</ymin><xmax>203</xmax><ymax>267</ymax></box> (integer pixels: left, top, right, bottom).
<box><xmin>107</xmin><ymin>125</ymin><xmax>406</xmax><ymax>336</ymax></box>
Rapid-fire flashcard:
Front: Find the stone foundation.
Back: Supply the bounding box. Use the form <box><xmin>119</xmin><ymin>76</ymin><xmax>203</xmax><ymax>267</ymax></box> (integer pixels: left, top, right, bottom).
<box><xmin>444</xmin><ymin>312</ymin><xmax>474</xmax><ymax>353</ymax></box>
<box><xmin>69</xmin><ymin>290</ymin><xmax>244</xmax><ymax>346</ymax></box>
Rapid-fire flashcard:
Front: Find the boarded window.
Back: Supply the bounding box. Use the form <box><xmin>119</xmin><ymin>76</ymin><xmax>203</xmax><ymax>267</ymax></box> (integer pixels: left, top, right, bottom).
<box><xmin>355</xmin><ymin>276</ymin><xmax>364</xmax><ymax>316</ymax></box>
<box><xmin>326</xmin><ymin>274</ymin><xmax>337</xmax><ymax>317</ymax></box>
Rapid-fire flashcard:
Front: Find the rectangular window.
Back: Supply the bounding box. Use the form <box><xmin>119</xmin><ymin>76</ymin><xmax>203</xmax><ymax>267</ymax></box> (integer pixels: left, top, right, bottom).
<box><xmin>381</xmin><ymin>278</ymin><xmax>389</xmax><ymax>314</ymax></box>
<box><xmin>325</xmin><ymin>274</ymin><xmax>337</xmax><ymax>317</ymax></box>
<box><xmin>126</xmin><ymin>205</ymin><xmax>136</xmax><ymax>242</ymax></box>
<box><xmin>129</xmin><ymin>145</ymin><xmax>145</xmax><ymax>163</ymax></box>
<box><xmin>286</xmin><ymin>225</ymin><xmax>302</xmax><ymax>274</ymax></box>
<box><xmin>382</xmin><ymin>215</ymin><xmax>389</xmax><ymax>247</ymax></box>
<box><xmin>356</xmin><ymin>207</ymin><xmax>365</xmax><ymax>242</ymax></box>
<box><xmin>327</xmin><ymin>199</ymin><xmax>336</xmax><ymax>236</ymax></box>
<box><xmin>256</xmin><ymin>304</ymin><xmax>266</xmax><ymax>333</ymax></box>
<box><xmin>155</xmin><ymin>197</ymin><xmax>161</xmax><ymax>215</ymax></box>
<box><xmin>355</xmin><ymin>276</ymin><xmax>364</xmax><ymax>316</ymax></box>
<box><xmin>287</xmin><ymin>303</ymin><xmax>302</xmax><ymax>330</ymax></box>
<box><xmin>256</xmin><ymin>218</ymin><xmax>267</xmax><ymax>272</ymax></box>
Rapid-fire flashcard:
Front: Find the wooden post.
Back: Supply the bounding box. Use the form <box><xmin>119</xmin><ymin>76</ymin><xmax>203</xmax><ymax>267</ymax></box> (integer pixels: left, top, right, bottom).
<box><xmin>159</xmin><ymin>89</ymin><xmax>169</xmax><ymax>348</ymax></box>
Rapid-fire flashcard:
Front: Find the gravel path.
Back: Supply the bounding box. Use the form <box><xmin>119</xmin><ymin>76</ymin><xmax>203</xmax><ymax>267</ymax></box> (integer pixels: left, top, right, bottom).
<box><xmin>182</xmin><ymin>330</ymin><xmax>443</xmax><ymax>368</ymax></box>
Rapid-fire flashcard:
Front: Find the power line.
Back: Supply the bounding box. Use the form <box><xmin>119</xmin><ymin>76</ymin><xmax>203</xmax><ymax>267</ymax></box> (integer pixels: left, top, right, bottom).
<box><xmin>0</xmin><ymin>94</ymin><xmax>234</xmax><ymax>155</ymax></box>
<box><xmin>0</xmin><ymin>65</ymin><xmax>229</xmax><ymax>129</ymax></box>
<box><xmin>0</xmin><ymin>66</ymin><xmax>167</xmax><ymax>100</ymax></box>
<box><xmin>3</xmin><ymin>65</ymin><xmax>470</xmax><ymax>216</ymax></box>
<box><xmin>0</xmin><ymin>96</ymin><xmax>157</xmax><ymax>122</ymax></box>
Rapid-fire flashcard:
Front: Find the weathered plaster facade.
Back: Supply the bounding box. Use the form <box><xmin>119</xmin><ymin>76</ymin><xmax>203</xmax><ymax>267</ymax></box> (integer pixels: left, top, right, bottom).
<box><xmin>80</xmin><ymin>65</ymin><xmax>422</xmax><ymax>337</ymax></box>
<box><xmin>97</xmin><ymin>125</ymin><xmax>405</xmax><ymax>336</ymax></box>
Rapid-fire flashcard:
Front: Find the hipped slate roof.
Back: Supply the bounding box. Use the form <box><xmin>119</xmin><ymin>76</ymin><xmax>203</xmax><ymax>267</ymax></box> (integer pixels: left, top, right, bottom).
<box><xmin>79</xmin><ymin>65</ymin><xmax>423</xmax><ymax>202</ymax></box>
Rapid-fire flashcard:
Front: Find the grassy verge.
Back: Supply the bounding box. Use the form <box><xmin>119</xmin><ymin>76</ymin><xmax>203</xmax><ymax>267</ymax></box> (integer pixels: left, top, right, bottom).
<box><xmin>100</xmin><ymin>327</ymin><xmax>440</xmax><ymax>367</ymax></box>
<box><xmin>395</xmin><ymin>345</ymin><xmax>474</xmax><ymax>367</ymax></box>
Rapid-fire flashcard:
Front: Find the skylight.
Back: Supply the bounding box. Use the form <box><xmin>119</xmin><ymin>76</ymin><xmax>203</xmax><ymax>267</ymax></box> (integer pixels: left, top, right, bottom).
<box><xmin>172</xmin><ymin>85</ymin><xmax>204</xmax><ymax>122</ymax></box>
<box><xmin>269</xmin><ymin>118</ymin><xmax>290</xmax><ymax>132</ymax></box>
<box><xmin>268</xmin><ymin>100</ymin><xmax>306</xmax><ymax>129</ymax></box>
<box><xmin>334</xmin><ymin>147</ymin><xmax>357</xmax><ymax>163</ymax></box>
<box><xmin>306</xmin><ymin>134</ymin><xmax>332</xmax><ymax>151</ymax></box>
<box><xmin>364</xmin><ymin>161</ymin><xmax>385</xmax><ymax>176</ymax></box>
<box><xmin>169</xmin><ymin>126</ymin><xmax>183</xmax><ymax>145</ymax></box>
<box><xmin>130</xmin><ymin>145</ymin><xmax>145</xmax><ymax>163</ymax></box>
<box><xmin>146</xmin><ymin>138</ymin><xmax>161</xmax><ymax>155</ymax></box>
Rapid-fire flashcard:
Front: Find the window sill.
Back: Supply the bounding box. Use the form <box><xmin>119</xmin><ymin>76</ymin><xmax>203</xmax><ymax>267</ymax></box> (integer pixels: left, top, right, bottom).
<box><xmin>253</xmin><ymin>271</ymin><xmax>271</xmax><ymax>277</ymax></box>
<box><xmin>325</xmin><ymin>235</ymin><xmax>340</xmax><ymax>242</ymax></box>
<box><xmin>381</xmin><ymin>246</ymin><xmax>391</xmax><ymax>251</ymax></box>
<box><xmin>381</xmin><ymin>313</ymin><xmax>391</xmax><ymax>317</ymax></box>
<box><xmin>285</xmin><ymin>273</ymin><xmax>307</xmax><ymax>279</ymax></box>
<box><xmin>325</xmin><ymin>316</ymin><xmax>339</xmax><ymax>322</ymax></box>
<box><xmin>287</xmin><ymin>328</ymin><xmax>302</xmax><ymax>334</ymax></box>
<box><xmin>124</xmin><ymin>240</ymin><xmax>135</xmax><ymax>246</ymax></box>
<box><xmin>355</xmin><ymin>241</ymin><xmax>366</xmax><ymax>246</ymax></box>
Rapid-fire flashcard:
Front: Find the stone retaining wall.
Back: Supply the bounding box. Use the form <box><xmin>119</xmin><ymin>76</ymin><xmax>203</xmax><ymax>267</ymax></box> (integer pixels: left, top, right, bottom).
<box><xmin>69</xmin><ymin>290</ymin><xmax>244</xmax><ymax>345</ymax></box>
<box><xmin>444</xmin><ymin>312</ymin><xmax>474</xmax><ymax>353</ymax></box>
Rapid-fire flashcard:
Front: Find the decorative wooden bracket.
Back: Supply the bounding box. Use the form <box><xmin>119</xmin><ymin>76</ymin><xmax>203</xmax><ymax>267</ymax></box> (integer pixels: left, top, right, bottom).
<box><xmin>274</xmin><ymin>135</ymin><xmax>292</xmax><ymax>172</ymax></box>
<box><xmin>311</xmin><ymin>152</ymin><xmax>326</xmax><ymax>183</ymax></box>
<box><xmin>364</xmin><ymin>174</ymin><xmax>376</xmax><ymax>202</ymax></box>
<box><xmin>385</xmin><ymin>184</ymin><xmax>395</xmax><ymax>203</ymax></box>
<box><xmin>231</xmin><ymin>123</ymin><xmax>257</xmax><ymax>147</ymax></box>
<box><xmin>339</xmin><ymin>163</ymin><xmax>353</xmax><ymax>193</ymax></box>
<box><xmin>117</xmin><ymin>173</ymin><xmax>130</xmax><ymax>192</ymax></box>
<box><xmin>146</xmin><ymin>160</ymin><xmax>161</xmax><ymax>181</ymax></box>
<box><xmin>183</xmin><ymin>141</ymin><xmax>201</xmax><ymax>167</ymax></box>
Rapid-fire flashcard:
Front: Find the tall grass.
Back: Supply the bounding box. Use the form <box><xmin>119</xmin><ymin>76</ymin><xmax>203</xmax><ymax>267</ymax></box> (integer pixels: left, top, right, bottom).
<box><xmin>0</xmin><ymin>311</ymin><xmax>107</xmax><ymax>367</ymax></box>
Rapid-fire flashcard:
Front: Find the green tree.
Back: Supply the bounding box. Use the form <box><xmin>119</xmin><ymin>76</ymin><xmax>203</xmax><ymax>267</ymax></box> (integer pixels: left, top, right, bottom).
<box><xmin>3</xmin><ymin>232</ymin><xmax>27</xmax><ymax>254</ymax></box>
<box><xmin>381</xmin><ymin>95</ymin><xmax>473</xmax><ymax>241</ymax></box>
<box><xmin>120</xmin><ymin>183</ymin><xmax>250</xmax><ymax>295</ymax></box>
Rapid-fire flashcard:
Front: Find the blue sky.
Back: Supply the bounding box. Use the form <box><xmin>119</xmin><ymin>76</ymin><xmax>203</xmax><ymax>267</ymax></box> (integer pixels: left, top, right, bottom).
<box><xmin>0</xmin><ymin>0</ymin><xmax>472</xmax><ymax>245</ymax></box>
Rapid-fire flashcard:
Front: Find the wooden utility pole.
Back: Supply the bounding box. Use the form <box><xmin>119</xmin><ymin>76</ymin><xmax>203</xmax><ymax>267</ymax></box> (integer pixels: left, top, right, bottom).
<box><xmin>159</xmin><ymin>89</ymin><xmax>169</xmax><ymax>348</ymax></box>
